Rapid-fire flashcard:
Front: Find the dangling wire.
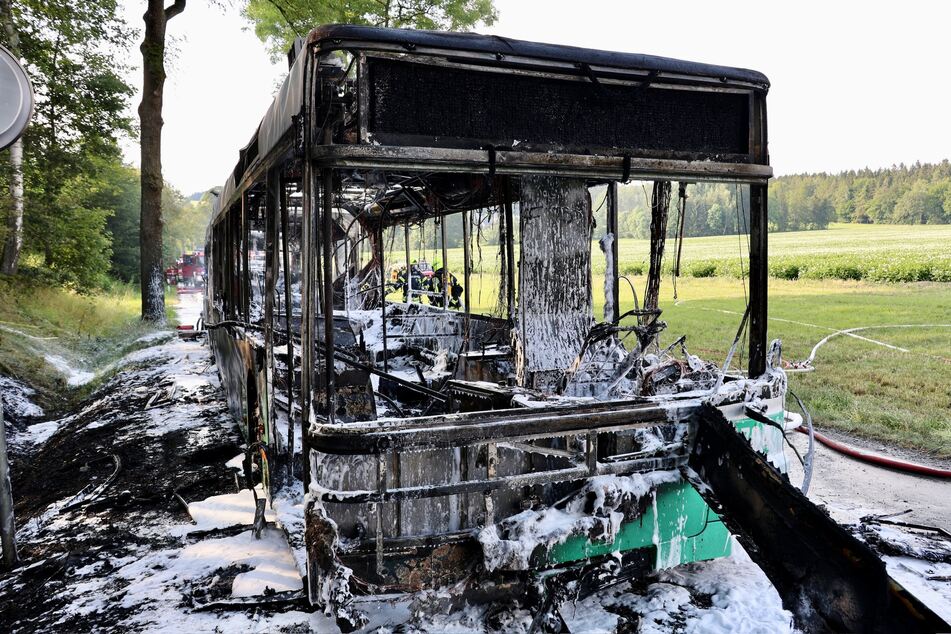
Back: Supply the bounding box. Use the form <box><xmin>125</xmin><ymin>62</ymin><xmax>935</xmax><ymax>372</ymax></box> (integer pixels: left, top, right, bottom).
<box><xmin>734</xmin><ymin>183</ymin><xmax>748</xmax><ymax>307</ymax></box>
<box><xmin>734</xmin><ymin>184</ymin><xmax>751</xmax><ymax>372</ymax></box>
<box><xmin>672</xmin><ymin>182</ymin><xmax>688</xmax><ymax>301</ymax></box>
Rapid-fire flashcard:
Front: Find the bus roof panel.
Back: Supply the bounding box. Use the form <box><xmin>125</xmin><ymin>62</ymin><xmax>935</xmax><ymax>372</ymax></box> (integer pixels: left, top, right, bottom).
<box><xmin>306</xmin><ymin>24</ymin><xmax>769</xmax><ymax>89</ymax></box>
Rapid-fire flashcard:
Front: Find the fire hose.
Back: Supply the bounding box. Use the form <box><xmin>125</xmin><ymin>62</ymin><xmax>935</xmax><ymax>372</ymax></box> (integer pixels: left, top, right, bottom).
<box><xmin>794</xmin><ymin>426</ymin><xmax>951</xmax><ymax>478</ymax></box>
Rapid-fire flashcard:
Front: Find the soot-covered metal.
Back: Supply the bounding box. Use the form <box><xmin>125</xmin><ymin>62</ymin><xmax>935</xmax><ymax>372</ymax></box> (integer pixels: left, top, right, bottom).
<box><xmin>201</xmin><ymin>24</ymin><xmax>799</xmax><ymax>632</ymax></box>
<box><xmin>368</xmin><ymin>57</ymin><xmax>753</xmax><ymax>157</ymax></box>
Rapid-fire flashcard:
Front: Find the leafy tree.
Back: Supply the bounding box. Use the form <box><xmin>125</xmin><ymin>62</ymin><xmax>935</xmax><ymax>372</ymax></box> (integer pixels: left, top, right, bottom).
<box><xmin>0</xmin><ymin>0</ymin><xmax>134</xmax><ymax>284</ymax></box>
<box><xmin>162</xmin><ymin>188</ymin><xmax>214</xmax><ymax>265</ymax></box>
<box><xmin>43</xmin><ymin>170</ymin><xmax>114</xmax><ymax>289</ymax></box>
<box><xmin>243</xmin><ymin>0</ymin><xmax>498</xmax><ymax>59</ymax></box>
<box><xmin>706</xmin><ymin>203</ymin><xmax>727</xmax><ymax>235</ymax></box>
<box><xmin>98</xmin><ymin>162</ymin><xmax>141</xmax><ymax>282</ymax></box>
<box><xmin>893</xmin><ymin>181</ymin><xmax>942</xmax><ymax>224</ymax></box>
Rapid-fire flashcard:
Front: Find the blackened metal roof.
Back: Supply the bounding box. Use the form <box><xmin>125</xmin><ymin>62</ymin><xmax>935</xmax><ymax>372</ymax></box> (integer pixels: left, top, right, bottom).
<box><xmin>306</xmin><ymin>24</ymin><xmax>769</xmax><ymax>89</ymax></box>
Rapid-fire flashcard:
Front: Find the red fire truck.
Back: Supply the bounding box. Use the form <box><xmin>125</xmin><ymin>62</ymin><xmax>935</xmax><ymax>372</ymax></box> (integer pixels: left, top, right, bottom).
<box><xmin>165</xmin><ymin>251</ymin><xmax>206</xmax><ymax>289</ymax></box>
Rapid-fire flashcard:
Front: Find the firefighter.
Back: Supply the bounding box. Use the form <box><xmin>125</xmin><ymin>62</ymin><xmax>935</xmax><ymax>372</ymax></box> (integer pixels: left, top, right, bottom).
<box><xmin>409</xmin><ymin>260</ymin><xmax>424</xmax><ymax>303</ymax></box>
<box><xmin>431</xmin><ymin>262</ymin><xmax>464</xmax><ymax>309</ymax></box>
<box><xmin>387</xmin><ymin>265</ymin><xmax>409</xmax><ymax>301</ymax></box>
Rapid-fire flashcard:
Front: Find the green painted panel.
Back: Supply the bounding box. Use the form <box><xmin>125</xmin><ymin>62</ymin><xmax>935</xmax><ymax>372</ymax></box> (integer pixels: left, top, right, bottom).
<box><xmin>545</xmin><ymin>411</ymin><xmax>784</xmax><ymax>569</ymax></box>
<box><xmin>546</xmin><ymin>479</ymin><xmax>732</xmax><ymax>568</ymax></box>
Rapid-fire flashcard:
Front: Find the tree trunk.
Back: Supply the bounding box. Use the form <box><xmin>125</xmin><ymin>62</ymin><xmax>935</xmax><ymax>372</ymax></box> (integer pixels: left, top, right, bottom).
<box><xmin>1</xmin><ymin>139</ymin><xmax>24</xmax><ymax>275</ymax></box>
<box><xmin>138</xmin><ymin>0</ymin><xmax>185</xmax><ymax>321</ymax></box>
<box><xmin>1</xmin><ymin>0</ymin><xmax>24</xmax><ymax>275</ymax></box>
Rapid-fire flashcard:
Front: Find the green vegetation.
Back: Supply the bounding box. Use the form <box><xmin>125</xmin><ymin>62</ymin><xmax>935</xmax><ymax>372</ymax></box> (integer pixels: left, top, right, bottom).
<box><xmin>395</xmin><ymin>162</ymin><xmax>951</xmax><ymax>255</ymax></box>
<box><xmin>773</xmin><ymin>160</ymin><xmax>951</xmax><ymax>226</ymax></box>
<box><xmin>393</xmin><ymin>225</ymin><xmax>950</xmax><ymax>456</ymax></box>
<box><xmin>614</xmin><ymin>223</ymin><xmax>951</xmax><ymax>283</ymax></box>
<box><xmin>404</xmin><ymin>222</ymin><xmax>951</xmax><ymax>285</ymax></box>
<box><xmin>417</xmin><ymin>272</ymin><xmax>950</xmax><ymax>457</ymax></box>
<box><xmin>243</xmin><ymin>0</ymin><xmax>498</xmax><ymax>60</ymax></box>
<box><xmin>0</xmin><ymin>1</ymin><xmax>211</xmax><ymax>291</ymax></box>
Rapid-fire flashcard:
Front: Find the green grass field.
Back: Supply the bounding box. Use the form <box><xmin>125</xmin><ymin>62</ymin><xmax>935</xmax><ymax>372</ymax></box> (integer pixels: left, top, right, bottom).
<box><xmin>388</xmin><ymin>223</ymin><xmax>951</xmax><ymax>457</ymax></box>
<box><xmin>658</xmin><ymin>277</ymin><xmax>951</xmax><ymax>457</ymax></box>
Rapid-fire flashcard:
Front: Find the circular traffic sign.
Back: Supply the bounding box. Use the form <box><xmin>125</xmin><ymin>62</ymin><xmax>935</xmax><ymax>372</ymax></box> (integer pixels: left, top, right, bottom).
<box><xmin>0</xmin><ymin>43</ymin><xmax>34</xmax><ymax>151</ymax></box>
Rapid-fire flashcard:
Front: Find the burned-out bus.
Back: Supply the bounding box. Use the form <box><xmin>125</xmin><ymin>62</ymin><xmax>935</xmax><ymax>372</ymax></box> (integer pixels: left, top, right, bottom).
<box><xmin>204</xmin><ymin>25</ymin><xmax>944</xmax><ymax>633</ymax></box>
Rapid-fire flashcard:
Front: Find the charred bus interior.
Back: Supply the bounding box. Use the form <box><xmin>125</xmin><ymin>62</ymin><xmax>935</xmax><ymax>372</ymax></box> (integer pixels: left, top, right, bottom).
<box><xmin>203</xmin><ymin>25</ymin><xmax>947</xmax><ymax>633</ymax></box>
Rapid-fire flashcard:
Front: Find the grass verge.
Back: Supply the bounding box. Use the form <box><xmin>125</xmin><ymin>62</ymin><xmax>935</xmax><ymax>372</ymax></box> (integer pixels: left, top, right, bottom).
<box><xmin>0</xmin><ymin>276</ymin><xmax>175</xmax><ymax>411</ymax></box>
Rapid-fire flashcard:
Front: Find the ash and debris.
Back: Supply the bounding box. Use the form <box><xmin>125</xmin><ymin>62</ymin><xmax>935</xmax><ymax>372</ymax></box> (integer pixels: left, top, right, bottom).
<box><xmin>0</xmin><ymin>301</ymin><xmax>319</xmax><ymax>632</ymax></box>
<box><xmin>852</xmin><ymin>520</ymin><xmax>951</xmax><ymax>623</ymax></box>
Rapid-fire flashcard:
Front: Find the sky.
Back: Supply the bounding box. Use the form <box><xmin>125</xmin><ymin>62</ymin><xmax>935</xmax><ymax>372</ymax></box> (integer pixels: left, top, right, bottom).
<box><xmin>120</xmin><ymin>0</ymin><xmax>951</xmax><ymax>195</ymax></box>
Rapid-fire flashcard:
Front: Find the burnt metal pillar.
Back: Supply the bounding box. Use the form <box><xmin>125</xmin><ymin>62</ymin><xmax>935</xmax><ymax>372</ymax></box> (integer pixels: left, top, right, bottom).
<box><xmin>264</xmin><ymin>169</ymin><xmax>279</xmax><ymax>465</ymax></box>
<box><xmin>403</xmin><ymin>224</ymin><xmax>411</xmax><ymax>302</ymax></box>
<box><xmin>279</xmin><ymin>179</ymin><xmax>295</xmax><ymax>468</ymax></box>
<box><xmin>377</xmin><ymin>223</ymin><xmax>388</xmax><ymax>372</ymax></box>
<box><xmin>606</xmin><ymin>182</ymin><xmax>620</xmax><ymax>323</ymax></box>
<box><xmin>461</xmin><ymin>208</ymin><xmax>471</xmax><ymax>337</ymax></box>
<box><xmin>228</xmin><ymin>210</ymin><xmax>237</xmax><ymax>319</ymax></box>
<box><xmin>300</xmin><ymin>162</ymin><xmax>316</xmax><ymax>490</ymax></box>
<box><xmin>748</xmin><ymin>184</ymin><xmax>768</xmax><ymax>377</ymax></box>
<box><xmin>241</xmin><ymin>191</ymin><xmax>251</xmax><ymax>321</ymax></box>
<box><xmin>502</xmin><ymin>178</ymin><xmax>516</xmax><ymax>320</ymax></box>
<box><xmin>748</xmin><ymin>93</ymin><xmax>769</xmax><ymax>378</ymax></box>
<box><xmin>321</xmin><ymin>168</ymin><xmax>336</xmax><ymax>417</ymax></box>
<box><xmin>440</xmin><ymin>214</ymin><xmax>449</xmax><ymax>309</ymax></box>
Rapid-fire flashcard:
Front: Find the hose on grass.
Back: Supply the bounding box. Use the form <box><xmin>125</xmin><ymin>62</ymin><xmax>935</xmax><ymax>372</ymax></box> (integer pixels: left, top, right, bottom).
<box><xmin>794</xmin><ymin>426</ymin><xmax>951</xmax><ymax>479</ymax></box>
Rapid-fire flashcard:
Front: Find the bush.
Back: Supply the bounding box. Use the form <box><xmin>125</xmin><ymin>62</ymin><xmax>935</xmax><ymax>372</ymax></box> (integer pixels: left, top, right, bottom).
<box><xmin>647</xmin><ymin>250</ymin><xmax>951</xmax><ymax>284</ymax></box>
<box><xmin>686</xmin><ymin>261</ymin><xmax>717</xmax><ymax>278</ymax></box>
<box><xmin>803</xmin><ymin>260</ymin><xmax>864</xmax><ymax>281</ymax></box>
<box><xmin>770</xmin><ymin>261</ymin><xmax>801</xmax><ymax>280</ymax></box>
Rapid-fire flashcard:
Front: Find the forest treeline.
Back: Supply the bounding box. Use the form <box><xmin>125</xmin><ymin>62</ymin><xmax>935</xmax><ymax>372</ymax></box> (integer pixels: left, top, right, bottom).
<box><xmin>434</xmin><ymin>160</ymin><xmax>951</xmax><ymax>248</ymax></box>
<box><xmin>609</xmin><ymin>160</ymin><xmax>951</xmax><ymax>241</ymax></box>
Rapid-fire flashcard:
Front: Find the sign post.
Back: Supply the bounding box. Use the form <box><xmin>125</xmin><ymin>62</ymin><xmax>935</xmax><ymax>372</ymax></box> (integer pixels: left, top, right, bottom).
<box><xmin>0</xmin><ymin>42</ymin><xmax>33</xmax><ymax>568</ymax></box>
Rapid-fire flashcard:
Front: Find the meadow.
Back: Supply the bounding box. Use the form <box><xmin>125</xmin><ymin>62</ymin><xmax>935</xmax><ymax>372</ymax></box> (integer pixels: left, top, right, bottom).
<box><xmin>387</xmin><ymin>223</ymin><xmax>951</xmax><ymax>457</ymax></box>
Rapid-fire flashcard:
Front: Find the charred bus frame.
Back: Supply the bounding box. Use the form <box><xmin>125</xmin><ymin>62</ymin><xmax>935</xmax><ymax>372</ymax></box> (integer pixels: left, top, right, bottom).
<box><xmin>205</xmin><ymin>25</ymin><xmax>775</xmax><ymax>626</ymax></box>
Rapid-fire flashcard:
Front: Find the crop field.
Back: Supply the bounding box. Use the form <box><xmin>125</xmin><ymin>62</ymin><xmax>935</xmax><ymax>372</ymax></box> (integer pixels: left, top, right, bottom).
<box><xmin>386</xmin><ymin>223</ymin><xmax>951</xmax><ymax>456</ymax></box>
<box><xmin>631</xmin><ymin>223</ymin><xmax>951</xmax><ymax>283</ymax></box>
<box><xmin>388</xmin><ymin>222</ymin><xmax>951</xmax><ymax>283</ymax></box>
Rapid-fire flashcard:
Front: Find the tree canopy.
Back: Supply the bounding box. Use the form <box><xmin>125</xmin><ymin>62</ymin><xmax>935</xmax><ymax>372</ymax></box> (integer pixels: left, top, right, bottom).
<box><xmin>0</xmin><ymin>0</ymin><xmax>134</xmax><ymax>289</ymax></box>
<box><xmin>242</xmin><ymin>0</ymin><xmax>498</xmax><ymax>59</ymax></box>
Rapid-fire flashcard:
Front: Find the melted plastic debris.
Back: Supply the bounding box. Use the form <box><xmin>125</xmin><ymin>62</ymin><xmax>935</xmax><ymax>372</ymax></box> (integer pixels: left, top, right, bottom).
<box><xmin>478</xmin><ymin>471</ymin><xmax>681</xmax><ymax>572</ymax></box>
<box><xmin>858</xmin><ymin>522</ymin><xmax>951</xmax><ymax>622</ymax></box>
